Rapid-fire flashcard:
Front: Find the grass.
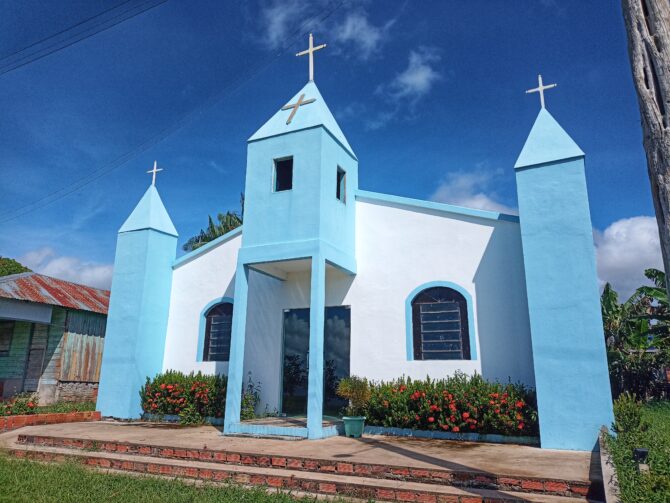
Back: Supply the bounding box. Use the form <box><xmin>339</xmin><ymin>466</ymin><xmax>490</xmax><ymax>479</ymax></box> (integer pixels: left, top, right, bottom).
<box><xmin>0</xmin><ymin>453</ymin><xmax>331</xmax><ymax>503</ymax></box>
<box><xmin>34</xmin><ymin>401</ymin><xmax>97</xmax><ymax>414</ymax></box>
<box><xmin>607</xmin><ymin>400</ymin><xmax>670</xmax><ymax>502</ymax></box>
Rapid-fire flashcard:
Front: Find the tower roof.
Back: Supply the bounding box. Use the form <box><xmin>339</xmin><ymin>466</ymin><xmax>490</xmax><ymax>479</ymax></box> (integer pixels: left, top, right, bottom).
<box><xmin>248</xmin><ymin>81</ymin><xmax>356</xmax><ymax>159</ymax></box>
<box><xmin>119</xmin><ymin>185</ymin><xmax>178</xmax><ymax>236</ymax></box>
<box><xmin>514</xmin><ymin>108</ymin><xmax>584</xmax><ymax>169</ymax></box>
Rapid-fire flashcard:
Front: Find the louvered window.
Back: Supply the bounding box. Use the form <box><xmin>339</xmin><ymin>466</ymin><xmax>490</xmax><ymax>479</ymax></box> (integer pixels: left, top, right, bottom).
<box><xmin>411</xmin><ymin>287</ymin><xmax>470</xmax><ymax>360</ymax></box>
<box><xmin>203</xmin><ymin>303</ymin><xmax>233</xmax><ymax>362</ymax></box>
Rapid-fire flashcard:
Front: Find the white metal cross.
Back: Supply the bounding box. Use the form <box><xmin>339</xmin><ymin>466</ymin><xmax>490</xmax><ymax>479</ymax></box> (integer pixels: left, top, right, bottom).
<box><xmin>146</xmin><ymin>160</ymin><xmax>163</xmax><ymax>186</ymax></box>
<box><xmin>296</xmin><ymin>33</ymin><xmax>326</xmax><ymax>82</ymax></box>
<box><xmin>526</xmin><ymin>74</ymin><xmax>557</xmax><ymax>109</ymax></box>
<box><xmin>281</xmin><ymin>93</ymin><xmax>316</xmax><ymax>124</ymax></box>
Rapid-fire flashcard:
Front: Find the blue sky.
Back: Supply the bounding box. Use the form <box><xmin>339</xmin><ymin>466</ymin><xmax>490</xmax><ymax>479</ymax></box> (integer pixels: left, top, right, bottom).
<box><xmin>0</xmin><ymin>0</ymin><xmax>662</xmax><ymax>296</ymax></box>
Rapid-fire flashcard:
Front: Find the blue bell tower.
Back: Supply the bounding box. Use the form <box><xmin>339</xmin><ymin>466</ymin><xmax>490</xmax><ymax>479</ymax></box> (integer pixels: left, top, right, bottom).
<box><xmin>223</xmin><ymin>35</ymin><xmax>358</xmax><ymax>439</ymax></box>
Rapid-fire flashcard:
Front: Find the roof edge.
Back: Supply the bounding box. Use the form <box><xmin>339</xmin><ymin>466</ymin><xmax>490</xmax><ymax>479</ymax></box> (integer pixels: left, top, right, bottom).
<box><xmin>173</xmin><ymin>226</ymin><xmax>243</xmax><ymax>269</ymax></box>
<box><xmin>355</xmin><ymin>190</ymin><xmax>520</xmax><ymax>223</ymax></box>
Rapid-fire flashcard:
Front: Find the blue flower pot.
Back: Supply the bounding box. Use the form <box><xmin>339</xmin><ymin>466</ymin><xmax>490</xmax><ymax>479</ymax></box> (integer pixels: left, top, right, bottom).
<box><xmin>342</xmin><ymin>416</ymin><xmax>366</xmax><ymax>438</ymax></box>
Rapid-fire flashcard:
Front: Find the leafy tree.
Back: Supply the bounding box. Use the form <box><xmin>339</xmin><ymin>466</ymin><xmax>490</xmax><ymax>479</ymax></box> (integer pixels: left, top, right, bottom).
<box><xmin>602</xmin><ymin>269</ymin><xmax>670</xmax><ymax>400</ymax></box>
<box><xmin>0</xmin><ymin>257</ymin><xmax>31</xmax><ymax>277</ymax></box>
<box><xmin>182</xmin><ymin>194</ymin><xmax>244</xmax><ymax>252</ymax></box>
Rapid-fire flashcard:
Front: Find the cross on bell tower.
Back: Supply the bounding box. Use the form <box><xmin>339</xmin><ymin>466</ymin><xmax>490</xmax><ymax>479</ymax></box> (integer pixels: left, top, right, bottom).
<box><xmin>296</xmin><ymin>33</ymin><xmax>326</xmax><ymax>82</ymax></box>
<box><xmin>146</xmin><ymin>160</ymin><xmax>163</xmax><ymax>186</ymax></box>
<box><xmin>526</xmin><ymin>74</ymin><xmax>557</xmax><ymax>109</ymax></box>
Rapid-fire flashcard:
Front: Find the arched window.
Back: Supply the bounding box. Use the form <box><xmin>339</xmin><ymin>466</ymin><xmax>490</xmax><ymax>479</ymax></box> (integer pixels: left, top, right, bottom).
<box><xmin>203</xmin><ymin>302</ymin><xmax>233</xmax><ymax>362</ymax></box>
<box><xmin>411</xmin><ymin>287</ymin><xmax>470</xmax><ymax>360</ymax></box>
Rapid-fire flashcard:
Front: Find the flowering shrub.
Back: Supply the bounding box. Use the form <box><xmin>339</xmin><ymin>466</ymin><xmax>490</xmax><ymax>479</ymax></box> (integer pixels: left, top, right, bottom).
<box><xmin>140</xmin><ymin>371</ymin><xmax>227</xmax><ymax>423</ymax></box>
<box><xmin>366</xmin><ymin>373</ymin><xmax>538</xmax><ymax>437</ymax></box>
<box><xmin>1</xmin><ymin>393</ymin><xmax>38</xmax><ymax>416</ymax></box>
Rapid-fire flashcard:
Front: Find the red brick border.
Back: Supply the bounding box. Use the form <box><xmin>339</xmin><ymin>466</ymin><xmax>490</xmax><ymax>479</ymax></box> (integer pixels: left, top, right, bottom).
<box><xmin>0</xmin><ymin>411</ymin><xmax>100</xmax><ymax>432</ymax></box>
<box><xmin>8</xmin><ymin>448</ymin><xmax>563</xmax><ymax>503</ymax></box>
<box><xmin>16</xmin><ymin>434</ymin><xmax>593</xmax><ymax>498</ymax></box>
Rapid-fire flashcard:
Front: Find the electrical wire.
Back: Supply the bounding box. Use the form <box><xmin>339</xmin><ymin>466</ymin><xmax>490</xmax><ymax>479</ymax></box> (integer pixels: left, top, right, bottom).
<box><xmin>0</xmin><ymin>0</ymin><xmax>168</xmax><ymax>77</ymax></box>
<box><xmin>0</xmin><ymin>0</ymin><xmax>347</xmax><ymax>225</ymax></box>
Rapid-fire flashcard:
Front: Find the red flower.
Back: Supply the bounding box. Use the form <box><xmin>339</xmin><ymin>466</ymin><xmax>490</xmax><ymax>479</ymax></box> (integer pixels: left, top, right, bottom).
<box><xmin>415</xmin><ymin>415</ymin><xmax>420</xmax><ymax>421</ymax></box>
<box><xmin>495</xmin><ymin>409</ymin><xmax>500</xmax><ymax>414</ymax></box>
<box><xmin>27</xmin><ymin>402</ymin><xmax>34</xmax><ymax>408</ymax></box>
<box><xmin>452</xmin><ymin>426</ymin><xmax>460</xmax><ymax>432</ymax></box>
<box><xmin>518</xmin><ymin>422</ymin><xmax>525</xmax><ymax>430</ymax></box>
<box><xmin>160</xmin><ymin>384</ymin><xmax>166</xmax><ymax>390</ymax></box>
<box><xmin>428</xmin><ymin>417</ymin><xmax>435</xmax><ymax>423</ymax></box>
<box><xmin>440</xmin><ymin>424</ymin><xmax>449</xmax><ymax>431</ymax></box>
<box><xmin>515</xmin><ymin>400</ymin><xmax>524</xmax><ymax>409</ymax></box>
<box><xmin>462</xmin><ymin>412</ymin><xmax>470</xmax><ymax>419</ymax></box>
<box><xmin>399</xmin><ymin>385</ymin><xmax>407</xmax><ymax>392</ymax></box>
<box><xmin>469</xmin><ymin>424</ymin><xmax>476</xmax><ymax>430</ymax></box>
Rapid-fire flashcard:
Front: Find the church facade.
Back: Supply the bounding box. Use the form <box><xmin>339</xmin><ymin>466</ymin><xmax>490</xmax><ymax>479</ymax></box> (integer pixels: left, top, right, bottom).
<box><xmin>97</xmin><ymin>67</ymin><xmax>613</xmax><ymax>451</ymax></box>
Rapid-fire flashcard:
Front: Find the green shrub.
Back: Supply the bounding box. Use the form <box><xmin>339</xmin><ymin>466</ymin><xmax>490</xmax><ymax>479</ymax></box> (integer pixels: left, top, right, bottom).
<box><xmin>613</xmin><ymin>392</ymin><xmax>645</xmax><ymax>434</ymax></box>
<box><xmin>241</xmin><ymin>376</ymin><xmax>261</xmax><ymax>421</ymax></box>
<box><xmin>336</xmin><ymin>376</ymin><xmax>371</xmax><ymax>416</ymax></box>
<box><xmin>1</xmin><ymin>393</ymin><xmax>38</xmax><ymax>416</ymax></box>
<box><xmin>141</xmin><ymin>371</ymin><xmax>227</xmax><ymax>424</ymax></box>
<box><xmin>366</xmin><ymin>373</ymin><xmax>538</xmax><ymax>436</ymax></box>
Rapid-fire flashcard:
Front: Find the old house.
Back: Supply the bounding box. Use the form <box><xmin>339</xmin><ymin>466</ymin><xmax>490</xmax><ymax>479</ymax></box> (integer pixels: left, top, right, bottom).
<box><xmin>0</xmin><ymin>272</ymin><xmax>109</xmax><ymax>404</ymax></box>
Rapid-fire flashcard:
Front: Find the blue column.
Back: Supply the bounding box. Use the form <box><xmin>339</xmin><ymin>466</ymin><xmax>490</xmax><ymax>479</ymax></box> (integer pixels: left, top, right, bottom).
<box><xmin>515</xmin><ymin>109</ymin><xmax>613</xmax><ymax>450</ymax></box>
<box><xmin>223</xmin><ymin>263</ymin><xmax>249</xmax><ymax>433</ymax></box>
<box><xmin>306</xmin><ymin>254</ymin><xmax>326</xmax><ymax>439</ymax></box>
<box><xmin>97</xmin><ymin>186</ymin><xmax>178</xmax><ymax>419</ymax></box>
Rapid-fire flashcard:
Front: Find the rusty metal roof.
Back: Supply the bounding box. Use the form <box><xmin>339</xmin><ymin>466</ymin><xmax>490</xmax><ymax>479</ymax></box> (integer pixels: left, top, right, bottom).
<box><xmin>0</xmin><ymin>273</ymin><xmax>109</xmax><ymax>315</ymax></box>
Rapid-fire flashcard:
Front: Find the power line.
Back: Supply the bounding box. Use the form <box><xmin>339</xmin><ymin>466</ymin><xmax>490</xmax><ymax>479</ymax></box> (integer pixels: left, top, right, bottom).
<box><xmin>0</xmin><ymin>0</ymin><xmax>168</xmax><ymax>77</ymax></box>
<box><xmin>0</xmin><ymin>0</ymin><xmax>135</xmax><ymax>63</ymax></box>
<box><xmin>0</xmin><ymin>0</ymin><xmax>347</xmax><ymax>225</ymax></box>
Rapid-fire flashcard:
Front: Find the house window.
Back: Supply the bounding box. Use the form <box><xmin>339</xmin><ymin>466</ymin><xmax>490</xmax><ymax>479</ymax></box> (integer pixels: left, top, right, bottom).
<box><xmin>0</xmin><ymin>321</ymin><xmax>13</xmax><ymax>356</ymax></box>
<box><xmin>274</xmin><ymin>157</ymin><xmax>293</xmax><ymax>192</ymax></box>
<box><xmin>336</xmin><ymin>167</ymin><xmax>346</xmax><ymax>203</ymax></box>
<box><xmin>203</xmin><ymin>303</ymin><xmax>233</xmax><ymax>362</ymax></box>
<box><xmin>411</xmin><ymin>287</ymin><xmax>470</xmax><ymax>360</ymax></box>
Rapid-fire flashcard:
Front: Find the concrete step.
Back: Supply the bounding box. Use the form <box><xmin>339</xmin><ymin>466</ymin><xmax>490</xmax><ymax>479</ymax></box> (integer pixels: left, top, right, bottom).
<box><xmin>16</xmin><ymin>433</ymin><xmax>597</xmax><ymax>500</ymax></box>
<box><xmin>7</xmin><ymin>442</ymin><xmax>594</xmax><ymax>503</ymax></box>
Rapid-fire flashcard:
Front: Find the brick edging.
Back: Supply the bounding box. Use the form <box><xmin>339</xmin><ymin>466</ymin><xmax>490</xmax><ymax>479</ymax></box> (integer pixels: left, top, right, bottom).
<box><xmin>8</xmin><ymin>448</ymin><xmax>560</xmax><ymax>503</ymax></box>
<box><xmin>0</xmin><ymin>411</ymin><xmax>100</xmax><ymax>432</ymax></box>
<box><xmin>16</xmin><ymin>434</ymin><xmax>591</xmax><ymax>498</ymax></box>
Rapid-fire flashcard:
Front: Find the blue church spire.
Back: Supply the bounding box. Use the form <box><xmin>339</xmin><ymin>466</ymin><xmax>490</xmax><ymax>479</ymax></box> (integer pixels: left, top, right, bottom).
<box><xmin>515</xmin><ymin>78</ymin><xmax>613</xmax><ymax>450</ymax></box>
<box><xmin>98</xmin><ymin>163</ymin><xmax>178</xmax><ymax>419</ymax></box>
<box><xmin>248</xmin><ymin>81</ymin><xmax>356</xmax><ymax>159</ymax></box>
<box><xmin>118</xmin><ymin>184</ymin><xmax>178</xmax><ymax>236</ymax></box>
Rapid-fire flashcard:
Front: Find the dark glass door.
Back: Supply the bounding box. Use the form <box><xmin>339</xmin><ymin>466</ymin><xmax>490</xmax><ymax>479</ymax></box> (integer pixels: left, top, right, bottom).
<box><xmin>281</xmin><ymin>306</ymin><xmax>351</xmax><ymax>417</ymax></box>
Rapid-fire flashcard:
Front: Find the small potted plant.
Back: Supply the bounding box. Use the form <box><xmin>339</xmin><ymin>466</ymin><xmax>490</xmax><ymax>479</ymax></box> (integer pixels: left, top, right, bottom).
<box><xmin>336</xmin><ymin>376</ymin><xmax>371</xmax><ymax>438</ymax></box>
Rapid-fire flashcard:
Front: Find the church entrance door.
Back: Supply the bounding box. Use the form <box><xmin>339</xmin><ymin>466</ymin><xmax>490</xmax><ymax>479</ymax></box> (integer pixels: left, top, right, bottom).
<box><xmin>281</xmin><ymin>306</ymin><xmax>350</xmax><ymax>417</ymax></box>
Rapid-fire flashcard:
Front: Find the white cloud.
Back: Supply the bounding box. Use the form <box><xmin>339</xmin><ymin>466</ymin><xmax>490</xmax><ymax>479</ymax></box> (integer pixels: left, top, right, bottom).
<box><xmin>385</xmin><ymin>47</ymin><xmax>441</xmax><ymax>102</ymax></box>
<box><xmin>430</xmin><ymin>168</ymin><xmax>517</xmax><ymax>214</ymax></box>
<box><xmin>333</xmin><ymin>12</ymin><xmax>394</xmax><ymax>60</ymax></box>
<box><xmin>260</xmin><ymin>0</ymin><xmax>311</xmax><ymax>49</ymax></box>
<box><xmin>595</xmin><ymin>216</ymin><xmax>664</xmax><ymax>299</ymax></box>
<box><xmin>19</xmin><ymin>247</ymin><xmax>113</xmax><ymax>290</ymax></box>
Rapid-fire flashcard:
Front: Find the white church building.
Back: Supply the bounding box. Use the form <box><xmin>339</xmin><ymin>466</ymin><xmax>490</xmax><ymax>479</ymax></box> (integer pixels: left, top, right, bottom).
<box><xmin>98</xmin><ymin>38</ymin><xmax>613</xmax><ymax>451</ymax></box>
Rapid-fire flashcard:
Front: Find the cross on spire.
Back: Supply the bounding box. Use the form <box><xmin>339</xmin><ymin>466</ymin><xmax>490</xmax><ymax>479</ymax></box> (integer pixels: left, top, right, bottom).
<box><xmin>526</xmin><ymin>74</ymin><xmax>557</xmax><ymax>109</ymax></box>
<box><xmin>281</xmin><ymin>93</ymin><xmax>316</xmax><ymax>124</ymax></box>
<box><xmin>296</xmin><ymin>33</ymin><xmax>326</xmax><ymax>82</ymax></box>
<box><xmin>146</xmin><ymin>160</ymin><xmax>163</xmax><ymax>186</ymax></box>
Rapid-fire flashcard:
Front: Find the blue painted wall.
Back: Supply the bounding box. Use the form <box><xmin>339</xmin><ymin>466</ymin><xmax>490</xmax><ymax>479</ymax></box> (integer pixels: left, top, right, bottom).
<box><xmin>515</xmin><ymin>110</ymin><xmax>613</xmax><ymax>451</ymax></box>
<box><xmin>97</xmin><ymin>187</ymin><xmax>177</xmax><ymax>419</ymax></box>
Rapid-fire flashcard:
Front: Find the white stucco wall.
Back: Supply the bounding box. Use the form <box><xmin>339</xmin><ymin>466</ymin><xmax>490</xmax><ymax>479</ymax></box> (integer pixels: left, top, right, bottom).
<box><xmin>347</xmin><ymin>200</ymin><xmax>534</xmax><ymax>386</ymax></box>
<box><xmin>162</xmin><ymin>198</ymin><xmax>535</xmax><ymax>414</ymax></box>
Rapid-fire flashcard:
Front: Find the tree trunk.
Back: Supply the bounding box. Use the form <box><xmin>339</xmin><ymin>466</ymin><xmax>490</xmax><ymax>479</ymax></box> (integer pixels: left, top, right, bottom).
<box><xmin>621</xmin><ymin>0</ymin><xmax>670</xmax><ymax>290</ymax></box>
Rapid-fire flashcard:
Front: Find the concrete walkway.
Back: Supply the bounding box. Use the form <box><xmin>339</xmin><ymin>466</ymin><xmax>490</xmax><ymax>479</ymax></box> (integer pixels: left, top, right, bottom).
<box><xmin>0</xmin><ymin>420</ymin><xmax>596</xmax><ymax>482</ymax></box>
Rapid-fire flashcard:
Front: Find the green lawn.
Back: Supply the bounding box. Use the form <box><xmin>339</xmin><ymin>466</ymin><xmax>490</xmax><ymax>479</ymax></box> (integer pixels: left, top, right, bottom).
<box><xmin>607</xmin><ymin>400</ymin><xmax>670</xmax><ymax>502</ymax></box>
<box><xmin>0</xmin><ymin>453</ymin><xmax>326</xmax><ymax>503</ymax></box>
